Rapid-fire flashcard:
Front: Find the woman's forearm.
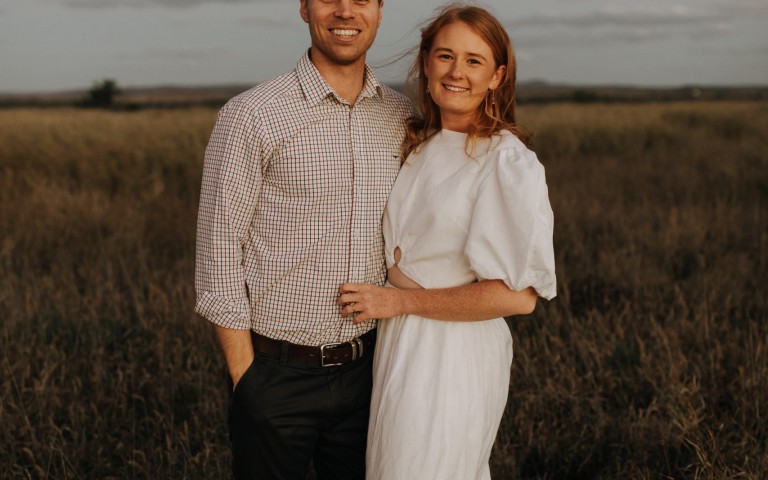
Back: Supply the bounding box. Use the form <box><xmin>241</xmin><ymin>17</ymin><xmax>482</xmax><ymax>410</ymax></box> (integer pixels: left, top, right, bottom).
<box><xmin>338</xmin><ymin>280</ymin><xmax>537</xmax><ymax>323</ymax></box>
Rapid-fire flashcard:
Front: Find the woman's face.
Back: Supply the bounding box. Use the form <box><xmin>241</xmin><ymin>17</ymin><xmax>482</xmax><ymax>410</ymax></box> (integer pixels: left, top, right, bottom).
<box><xmin>424</xmin><ymin>21</ymin><xmax>505</xmax><ymax>132</ymax></box>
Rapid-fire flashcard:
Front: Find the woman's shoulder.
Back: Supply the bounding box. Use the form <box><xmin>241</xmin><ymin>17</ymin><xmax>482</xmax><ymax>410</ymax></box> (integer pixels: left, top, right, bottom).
<box><xmin>403</xmin><ymin>130</ymin><xmax>458</xmax><ymax>165</ymax></box>
<box><xmin>492</xmin><ymin>129</ymin><xmax>530</xmax><ymax>153</ymax></box>
<box><xmin>482</xmin><ymin>130</ymin><xmax>543</xmax><ymax>175</ymax></box>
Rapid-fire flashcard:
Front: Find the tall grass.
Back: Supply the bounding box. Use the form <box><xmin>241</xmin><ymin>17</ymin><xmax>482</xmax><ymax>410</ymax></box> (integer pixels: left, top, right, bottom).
<box><xmin>1</xmin><ymin>109</ymin><xmax>226</xmax><ymax>479</ymax></box>
<box><xmin>1</xmin><ymin>102</ymin><xmax>766</xmax><ymax>479</ymax></box>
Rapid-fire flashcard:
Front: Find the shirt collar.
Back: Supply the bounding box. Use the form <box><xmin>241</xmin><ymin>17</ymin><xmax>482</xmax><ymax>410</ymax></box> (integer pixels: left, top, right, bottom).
<box><xmin>297</xmin><ymin>49</ymin><xmax>383</xmax><ymax>106</ymax></box>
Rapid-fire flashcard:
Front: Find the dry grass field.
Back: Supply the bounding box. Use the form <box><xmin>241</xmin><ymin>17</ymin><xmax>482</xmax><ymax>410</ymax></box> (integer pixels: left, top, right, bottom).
<box><xmin>1</xmin><ymin>101</ymin><xmax>766</xmax><ymax>479</ymax></box>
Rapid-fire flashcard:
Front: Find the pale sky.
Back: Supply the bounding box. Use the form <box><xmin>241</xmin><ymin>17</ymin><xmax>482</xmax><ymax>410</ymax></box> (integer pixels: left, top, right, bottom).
<box><xmin>1</xmin><ymin>0</ymin><xmax>767</xmax><ymax>93</ymax></box>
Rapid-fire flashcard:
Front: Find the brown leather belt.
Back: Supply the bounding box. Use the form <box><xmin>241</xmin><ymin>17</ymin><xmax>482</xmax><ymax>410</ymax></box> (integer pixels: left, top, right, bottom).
<box><xmin>250</xmin><ymin>329</ymin><xmax>376</xmax><ymax>367</ymax></box>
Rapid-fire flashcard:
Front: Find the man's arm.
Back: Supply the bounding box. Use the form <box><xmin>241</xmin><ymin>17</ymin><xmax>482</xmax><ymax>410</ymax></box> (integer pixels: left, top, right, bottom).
<box><xmin>214</xmin><ymin>325</ymin><xmax>254</xmax><ymax>388</ymax></box>
<box><xmin>194</xmin><ymin>100</ymin><xmax>263</xmax><ymax>386</ymax></box>
<box><xmin>337</xmin><ymin>280</ymin><xmax>537</xmax><ymax>323</ymax></box>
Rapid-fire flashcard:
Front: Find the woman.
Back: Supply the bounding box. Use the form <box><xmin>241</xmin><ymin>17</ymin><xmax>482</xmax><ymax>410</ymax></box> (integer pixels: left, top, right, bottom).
<box><xmin>338</xmin><ymin>5</ymin><xmax>556</xmax><ymax>479</ymax></box>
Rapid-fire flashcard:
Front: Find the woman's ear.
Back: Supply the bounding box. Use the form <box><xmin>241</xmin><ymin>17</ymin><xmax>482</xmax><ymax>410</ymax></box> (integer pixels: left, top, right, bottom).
<box><xmin>489</xmin><ymin>65</ymin><xmax>506</xmax><ymax>90</ymax></box>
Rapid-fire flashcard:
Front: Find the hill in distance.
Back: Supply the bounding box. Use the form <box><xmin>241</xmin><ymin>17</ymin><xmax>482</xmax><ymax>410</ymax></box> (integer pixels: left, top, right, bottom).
<box><xmin>1</xmin><ymin>81</ymin><xmax>767</xmax><ymax>108</ymax></box>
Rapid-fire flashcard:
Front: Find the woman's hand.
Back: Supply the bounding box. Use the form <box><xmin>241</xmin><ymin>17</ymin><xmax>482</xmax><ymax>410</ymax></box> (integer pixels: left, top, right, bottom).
<box><xmin>338</xmin><ymin>283</ymin><xmax>405</xmax><ymax>324</ymax></box>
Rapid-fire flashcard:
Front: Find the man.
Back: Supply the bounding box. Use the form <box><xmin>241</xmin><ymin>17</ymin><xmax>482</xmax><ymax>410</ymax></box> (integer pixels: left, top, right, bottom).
<box><xmin>194</xmin><ymin>0</ymin><xmax>412</xmax><ymax>478</ymax></box>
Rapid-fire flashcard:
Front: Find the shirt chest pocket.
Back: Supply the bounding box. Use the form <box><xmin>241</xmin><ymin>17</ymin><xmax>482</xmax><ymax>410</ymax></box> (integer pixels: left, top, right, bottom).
<box><xmin>357</xmin><ymin>143</ymin><xmax>401</xmax><ymax>206</ymax></box>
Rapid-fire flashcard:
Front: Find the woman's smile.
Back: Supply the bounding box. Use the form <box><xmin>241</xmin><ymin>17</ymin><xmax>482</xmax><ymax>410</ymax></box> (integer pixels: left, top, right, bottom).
<box><xmin>423</xmin><ymin>21</ymin><xmax>505</xmax><ymax>132</ymax></box>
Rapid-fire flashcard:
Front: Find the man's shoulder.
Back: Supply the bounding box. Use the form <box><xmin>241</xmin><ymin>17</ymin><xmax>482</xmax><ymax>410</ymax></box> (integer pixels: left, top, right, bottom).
<box><xmin>223</xmin><ymin>70</ymin><xmax>300</xmax><ymax>114</ymax></box>
<box><xmin>378</xmin><ymin>84</ymin><xmax>414</xmax><ymax>109</ymax></box>
<box><xmin>374</xmin><ymin>84</ymin><xmax>416</xmax><ymax>121</ymax></box>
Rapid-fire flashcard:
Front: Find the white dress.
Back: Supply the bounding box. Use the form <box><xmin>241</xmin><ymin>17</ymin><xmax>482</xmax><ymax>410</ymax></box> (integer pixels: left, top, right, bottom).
<box><xmin>366</xmin><ymin>129</ymin><xmax>557</xmax><ymax>480</ymax></box>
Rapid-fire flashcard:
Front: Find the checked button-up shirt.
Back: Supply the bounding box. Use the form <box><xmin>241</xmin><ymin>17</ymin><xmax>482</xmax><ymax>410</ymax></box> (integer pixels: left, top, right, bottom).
<box><xmin>194</xmin><ymin>51</ymin><xmax>414</xmax><ymax>346</ymax></box>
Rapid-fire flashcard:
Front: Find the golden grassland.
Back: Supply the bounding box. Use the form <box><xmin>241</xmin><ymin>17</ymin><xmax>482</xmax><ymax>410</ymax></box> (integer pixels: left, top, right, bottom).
<box><xmin>0</xmin><ymin>101</ymin><xmax>766</xmax><ymax>479</ymax></box>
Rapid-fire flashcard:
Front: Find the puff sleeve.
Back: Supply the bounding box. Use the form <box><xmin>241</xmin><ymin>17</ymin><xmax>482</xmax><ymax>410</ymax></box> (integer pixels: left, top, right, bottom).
<box><xmin>465</xmin><ymin>145</ymin><xmax>557</xmax><ymax>300</ymax></box>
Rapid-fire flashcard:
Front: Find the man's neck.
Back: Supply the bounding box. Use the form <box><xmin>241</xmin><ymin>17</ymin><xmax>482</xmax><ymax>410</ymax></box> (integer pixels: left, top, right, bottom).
<box><xmin>310</xmin><ymin>51</ymin><xmax>367</xmax><ymax>104</ymax></box>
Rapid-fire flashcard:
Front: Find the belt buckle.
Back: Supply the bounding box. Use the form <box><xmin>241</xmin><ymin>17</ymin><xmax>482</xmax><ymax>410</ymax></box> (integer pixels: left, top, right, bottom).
<box><xmin>320</xmin><ymin>342</ymin><xmax>343</xmax><ymax>367</ymax></box>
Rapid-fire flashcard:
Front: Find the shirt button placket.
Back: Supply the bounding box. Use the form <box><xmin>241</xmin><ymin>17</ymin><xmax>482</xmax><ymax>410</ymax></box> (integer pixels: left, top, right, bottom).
<box><xmin>349</xmin><ymin>107</ymin><xmax>361</xmax><ymax>282</ymax></box>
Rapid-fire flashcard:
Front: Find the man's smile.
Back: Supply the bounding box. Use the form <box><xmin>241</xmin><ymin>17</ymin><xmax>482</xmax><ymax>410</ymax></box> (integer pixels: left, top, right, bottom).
<box><xmin>330</xmin><ymin>28</ymin><xmax>360</xmax><ymax>38</ymax></box>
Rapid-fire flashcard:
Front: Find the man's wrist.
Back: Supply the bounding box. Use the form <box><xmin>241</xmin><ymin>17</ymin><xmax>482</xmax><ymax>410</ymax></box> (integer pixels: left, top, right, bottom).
<box><xmin>229</xmin><ymin>354</ymin><xmax>254</xmax><ymax>388</ymax></box>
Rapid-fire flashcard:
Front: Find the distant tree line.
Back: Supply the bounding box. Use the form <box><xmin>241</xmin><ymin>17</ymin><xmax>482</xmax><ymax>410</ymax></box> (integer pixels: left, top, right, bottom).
<box><xmin>83</xmin><ymin>78</ymin><xmax>121</xmax><ymax>108</ymax></box>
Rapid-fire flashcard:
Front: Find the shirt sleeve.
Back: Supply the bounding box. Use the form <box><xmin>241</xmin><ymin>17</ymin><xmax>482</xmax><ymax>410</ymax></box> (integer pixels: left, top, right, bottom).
<box><xmin>194</xmin><ymin>99</ymin><xmax>264</xmax><ymax>329</ymax></box>
<box><xmin>465</xmin><ymin>145</ymin><xmax>557</xmax><ymax>300</ymax></box>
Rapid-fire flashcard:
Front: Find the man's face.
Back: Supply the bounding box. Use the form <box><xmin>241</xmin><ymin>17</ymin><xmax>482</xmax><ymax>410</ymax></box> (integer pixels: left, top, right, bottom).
<box><xmin>300</xmin><ymin>0</ymin><xmax>383</xmax><ymax>69</ymax></box>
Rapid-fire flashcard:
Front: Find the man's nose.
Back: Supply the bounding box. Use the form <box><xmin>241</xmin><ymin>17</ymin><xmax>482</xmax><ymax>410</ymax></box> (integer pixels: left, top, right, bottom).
<box><xmin>335</xmin><ymin>0</ymin><xmax>354</xmax><ymax>19</ymax></box>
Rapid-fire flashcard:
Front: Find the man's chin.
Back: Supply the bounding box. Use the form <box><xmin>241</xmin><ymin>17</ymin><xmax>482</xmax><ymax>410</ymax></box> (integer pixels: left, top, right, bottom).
<box><xmin>312</xmin><ymin>44</ymin><xmax>371</xmax><ymax>67</ymax></box>
<box><xmin>328</xmin><ymin>50</ymin><xmax>368</xmax><ymax>66</ymax></box>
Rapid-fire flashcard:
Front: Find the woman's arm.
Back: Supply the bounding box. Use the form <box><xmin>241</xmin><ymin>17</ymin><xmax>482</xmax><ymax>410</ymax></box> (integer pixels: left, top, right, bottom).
<box><xmin>337</xmin><ymin>280</ymin><xmax>537</xmax><ymax>324</ymax></box>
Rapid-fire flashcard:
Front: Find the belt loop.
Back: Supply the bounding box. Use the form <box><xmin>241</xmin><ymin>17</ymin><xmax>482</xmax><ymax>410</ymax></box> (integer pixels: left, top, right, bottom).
<box><xmin>279</xmin><ymin>341</ymin><xmax>289</xmax><ymax>366</ymax></box>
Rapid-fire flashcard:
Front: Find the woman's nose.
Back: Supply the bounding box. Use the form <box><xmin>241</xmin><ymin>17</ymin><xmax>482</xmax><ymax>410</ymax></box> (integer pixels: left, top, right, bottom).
<box><xmin>448</xmin><ymin>63</ymin><xmax>465</xmax><ymax>79</ymax></box>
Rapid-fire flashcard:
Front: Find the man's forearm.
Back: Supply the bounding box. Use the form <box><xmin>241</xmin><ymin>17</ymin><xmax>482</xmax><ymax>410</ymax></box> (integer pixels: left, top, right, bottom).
<box><xmin>214</xmin><ymin>324</ymin><xmax>254</xmax><ymax>388</ymax></box>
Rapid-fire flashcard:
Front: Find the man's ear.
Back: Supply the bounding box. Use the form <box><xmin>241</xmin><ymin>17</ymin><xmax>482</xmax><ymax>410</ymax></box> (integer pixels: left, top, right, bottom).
<box><xmin>300</xmin><ymin>0</ymin><xmax>309</xmax><ymax>24</ymax></box>
<box><xmin>378</xmin><ymin>1</ymin><xmax>384</xmax><ymax>27</ymax></box>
